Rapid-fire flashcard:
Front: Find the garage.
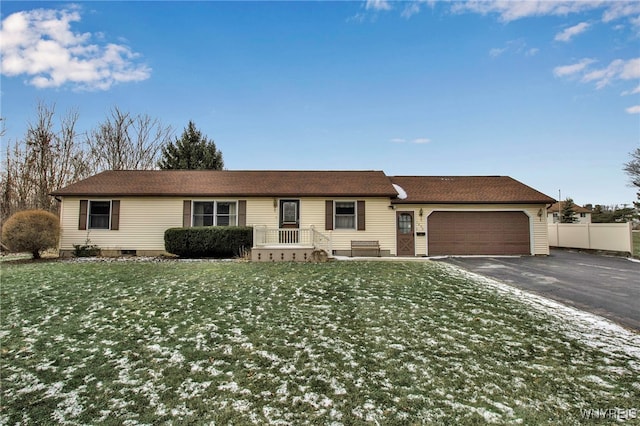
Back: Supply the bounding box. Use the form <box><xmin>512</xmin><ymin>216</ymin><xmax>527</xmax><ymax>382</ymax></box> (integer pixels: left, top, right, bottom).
<box><xmin>428</xmin><ymin>211</ymin><xmax>531</xmax><ymax>255</ymax></box>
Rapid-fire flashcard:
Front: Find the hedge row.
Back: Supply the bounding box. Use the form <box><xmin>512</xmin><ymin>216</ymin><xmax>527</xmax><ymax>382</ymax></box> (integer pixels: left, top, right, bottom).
<box><xmin>164</xmin><ymin>226</ymin><xmax>253</xmax><ymax>258</ymax></box>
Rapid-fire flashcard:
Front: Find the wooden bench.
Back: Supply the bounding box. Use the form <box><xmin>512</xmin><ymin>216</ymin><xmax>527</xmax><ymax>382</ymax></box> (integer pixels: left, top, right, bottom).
<box><xmin>351</xmin><ymin>240</ymin><xmax>381</xmax><ymax>257</ymax></box>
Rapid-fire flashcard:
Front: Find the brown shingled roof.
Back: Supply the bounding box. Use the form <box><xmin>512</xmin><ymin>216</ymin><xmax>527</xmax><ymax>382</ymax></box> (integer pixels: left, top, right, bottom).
<box><xmin>546</xmin><ymin>202</ymin><xmax>591</xmax><ymax>213</ymax></box>
<box><xmin>51</xmin><ymin>170</ymin><xmax>398</xmax><ymax>197</ymax></box>
<box><xmin>390</xmin><ymin>176</ymin><xmax>555</xmax><ymax>204</ymax></box>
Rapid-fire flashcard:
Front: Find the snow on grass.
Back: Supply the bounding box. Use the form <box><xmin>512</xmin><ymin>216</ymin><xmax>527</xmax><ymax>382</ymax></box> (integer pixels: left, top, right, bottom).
<box><xmin>446</xmin><ymin>263</ymin><xmax>640</xmax><ymax>360</ymax></box>
<box><xmin>1</xmin><ymin>260</ymin><xmax>638</xmax><ymax>425</ymax></box>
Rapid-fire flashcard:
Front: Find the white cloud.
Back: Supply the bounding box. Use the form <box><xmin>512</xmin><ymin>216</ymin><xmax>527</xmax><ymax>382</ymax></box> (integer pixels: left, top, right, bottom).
<box><xmin>412</xmin><ymin>138</ymin><xmax>431</xmax><ymax>144</ymax></box>
<box><xmin>622</xmin><ymin>84</ymin><xmax>640</xmax><ymax>96</ymax></box>
<box><xmin>489</xmin><ymin>47</ymin><xmax>506</xmax><ymax>58</ymax></box>
<box><xmin>451</xmin><ymin>1</ymin><xmax>603</xmax><ymax>23</ymax></box>
<box><xmin>365</xmin><ymin>0</ymin><xmax>392</xmax><ymax>12</ymax></box>
<box><xmin>489</xmin><ymin>39</ymin><xmax>538</xmax><ymax>58</ymax></box>
<box><xmin>620</xmin><ymin>58</ymin><xmax>640</xmax><ymax>79</ymax></box>
<box><xmin>625</xmin><ymin>105</ymin><xmax>640</xmax><ymax>114</ymax></box>
<box><xmin>602</xmin><ymin>2</ymin><xmax>640</xmax><ymax>23</ymax></box>
<box><xmin>553</xmin><ymin>58</ymin><xmax>596</xmax><ymax>77</ymax></box>
<box><xmin>401</xmin><ymin>3</ymin><xmax>421</xmax><ymax>19</ymax></box>
<box><xmin>582</xmin><ymin>58</ymin><xmax>640</xmax><ymax>89</ymax></box>
<box><xmin>0</xmin><ymin>7</ymin><xmax>150</xmax><ymax>90</ymax></box>
<box><xmin>400</xmin><ymin>0</ymin><xmax>435</xmax><ymax>19</ymax></box>
<box><xmin>554</xmin><ymin>58</ymin><xmax>640</xmax><ymax>91</ymax></box>
<box><xmin>555</xmin><ymin>22</ymin><xmax>591</xmax><ymax>42</ymax></box>
<box><xmin>385</xmin><ymin>0</ymin><xmax>639</xmax><ymax>29</ymax></box>
<box><xmin>390</xmin><ymin>137</ymin><xmax>431</xmax><ymax>144</ymax></box>
<box><xmin>451</xmin><ymin>0</ymin><xmax>640</xmax><ymax>39</ymax></box>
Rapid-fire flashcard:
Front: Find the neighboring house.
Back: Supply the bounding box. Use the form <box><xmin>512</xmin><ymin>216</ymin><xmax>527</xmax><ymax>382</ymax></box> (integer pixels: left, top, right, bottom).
<box><xmin>50</xmin><ymin>170</ymin><xmax>555</xmax><ymax>259</ymax></box>
<box><xmin>547</xmin><ymin>202</ymin><xmax>592</xmax><ymax>224</ymax></box>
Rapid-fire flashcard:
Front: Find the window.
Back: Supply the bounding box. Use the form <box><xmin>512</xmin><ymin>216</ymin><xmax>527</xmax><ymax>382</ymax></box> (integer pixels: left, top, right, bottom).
<box><xmin>216</xmin><ymin>202</ymin><xmax>237</xmax><ymax>226</ymax></box>
<box><xmin>193</xmin><ymin>201</ymin><xmax>237</xmax><ymax>226</ymax></box>
<box><xmin>281</xmin><ymin>201</ymin><xmax>298</xmax><ymax>224</ymax></box>
<box><xmin>89</xmin><ymin>201</ymin><xmax>111</xmax><ymax>229</ymax></box>
<box><xmin>80</xmin><ymin>200</ymin><xmax>119</xmax><ymax>231</ymax></box>
<box><xmin>335</xmin><ymin>201</ymin><xmax>356</xmax><ymax>229</ymax></box>
<box><xmin>398</xmin><ymin>213</ymin><xmax>412</xmax><ymax>234</ymax></box>
<box><xmin>193</xmin><ymin>202</ymin><xmax>214</xmax><ymax>226</ymax></box>
<box><xmin>580</xmin><ymin>213</ymin><xmax>586</xmax><ymax>218</ymax></box>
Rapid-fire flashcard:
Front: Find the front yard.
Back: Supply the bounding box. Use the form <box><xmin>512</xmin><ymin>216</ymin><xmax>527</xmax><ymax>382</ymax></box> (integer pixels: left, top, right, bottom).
<box><xmin>1</xmin><ymin>260</ymin><xmax>639</xmax><ymax>425</ymax></box>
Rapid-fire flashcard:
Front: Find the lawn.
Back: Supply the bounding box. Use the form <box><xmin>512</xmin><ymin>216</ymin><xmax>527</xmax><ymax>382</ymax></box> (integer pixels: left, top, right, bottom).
<box><xmin>633</xmin><ymin>231</ymin><xmax>640</xmax><ymax>258</ymax></box>
<box><xmin>1</xmin><ymin>259</ymin><xmax>639</xmax><ymax>425</ymax></box>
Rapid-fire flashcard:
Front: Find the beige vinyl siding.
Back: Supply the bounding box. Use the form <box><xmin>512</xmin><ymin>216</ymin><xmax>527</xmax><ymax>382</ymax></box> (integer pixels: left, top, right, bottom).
<box><xmin>308</xmin><ymin>198</ymin><xmax>396</xmax><ymax>254</ymax></box>
<box><xmin>531</xmin><ymin>205</ymin><xmax>550</xmax><ymax>255</ymax></box>
<box><xmin>246</xmin><ymin>197</ymin><xmax>397</xmax><ymax>254</ymax></box>
<box><xmin>245</xmin><ymin>199</ymin><xmax>279</xmax><ymax>227</ymax></box>
<box><xmin>401</xmin><ymin>204</ymin><xmax>549</xmax><ymax>256</ymax></box>
<box><xmin>59</xmin><ymin>197</ymin><xmax>183</xmax><ymax>252</ymax></box>
<box><xmin>59</xmin><ymin>196</ymin><xmax>549</xmax><ymax>256</ymax></box>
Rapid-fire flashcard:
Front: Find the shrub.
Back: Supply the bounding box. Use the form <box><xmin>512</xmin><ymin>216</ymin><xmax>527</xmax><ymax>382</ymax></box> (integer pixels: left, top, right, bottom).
<box><xmin>165</xmin><ymin>226</ymin><xmax>253</xmax><ymax>258</ymax></box>
<box><xmin>1</xmin><ymin>210</ymin><xmax>60</xmax><ymax>259</ymax></box>
<box><xmin>72</xmin><ymin>235</ymin><xmax>101</xmax><ymax>257</ymax></box>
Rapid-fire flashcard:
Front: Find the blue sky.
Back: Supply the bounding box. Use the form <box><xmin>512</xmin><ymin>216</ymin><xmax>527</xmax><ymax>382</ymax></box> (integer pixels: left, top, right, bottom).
<box><xmin>1</xmin><ymin>1</ymin><xmax>639</xmax><ymax>206</ymax></box>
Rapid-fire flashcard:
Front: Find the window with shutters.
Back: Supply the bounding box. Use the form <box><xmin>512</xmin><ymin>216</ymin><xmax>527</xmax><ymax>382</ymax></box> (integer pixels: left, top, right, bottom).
<box><xmin>216</xmin><ymin>202</ymin><xmax>237</xmax><ymax>226</ymax></box>
<box><xmin>193</xmin><ymin>202</ymin><xmax>214</xmax><ymax>226</ymax></box>
<box><xmin>88</xmin><ymin>201</ymin><xmax>111</xmax><ymax>229</ymax></box>
<box><xmin>192</xmin><ymin>201</ymin><xmax>238</xmax><ymax>226</ymax></box>
<box><xmin>335</xmin><ymin>201</ymin><xmax>356</xmax><ymax>229</ymax></box>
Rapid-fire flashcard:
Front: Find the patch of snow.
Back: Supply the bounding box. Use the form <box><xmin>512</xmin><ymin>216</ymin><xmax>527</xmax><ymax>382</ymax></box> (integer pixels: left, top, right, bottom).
<box><xmin>177</xmin><ymin>378</ymin><xmax>212</xmax><ymax>399</ymax></box>
<box><xmin>218</xmin><ymin>381</ymin><xmax>240</xmax><ymax>392</ymax></box>
<box><xmin>583</xmin><ymin>375</ymin><xmax>614</xmax><ymax>389</ymax></box>
<box><xmin>170</xmin><ymin>402</ymin><xmax>194</xmax><ymax>417</ymax></box>
<box><xmin>232</xmin><ymin>399</ymin><xmax>252</xmax><ymax>412</ymax></box>
<box><xmin>445</xmin><ymin>264</ymin><xmax>640</xmax><ymax>360</ymax></box>
<box><xmin>392</xmin><ymin>183</ymin><xmax>408</xmax><ymax>200</ymax></box>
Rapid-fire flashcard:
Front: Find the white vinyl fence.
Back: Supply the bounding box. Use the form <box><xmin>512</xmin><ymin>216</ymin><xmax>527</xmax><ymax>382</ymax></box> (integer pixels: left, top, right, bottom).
<box><xmin>548</xmin><ymin>223</ymin><xmax>633</xmax><ymax>254</ymax></box>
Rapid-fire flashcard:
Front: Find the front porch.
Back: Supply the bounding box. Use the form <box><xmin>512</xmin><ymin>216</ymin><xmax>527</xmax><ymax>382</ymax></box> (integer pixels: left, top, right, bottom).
<box><xmin>251</xmin><ymin>226</ymin><xmax>332</xmax><ymax>262</ymax></box>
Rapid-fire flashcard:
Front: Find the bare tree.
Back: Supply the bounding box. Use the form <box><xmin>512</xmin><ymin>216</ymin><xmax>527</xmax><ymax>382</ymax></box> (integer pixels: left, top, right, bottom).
<box><xmin>1</xmin><ymin>104</ymin><xmax>173</xmax><ymax>224</ymax></box>
<box><xmin>86</xmin><ymin>107</ymin><xmax>173</xmax><ymax>171</ymax></box>
<box><xmin>0</xmin><ymin>102</ymin><xmax>89</xmax><ymax>222</ymax></box>
<box><xmin>26</xmin><ymin>101</ymin><xmax>57</xmax><ymax>210</ymax></box>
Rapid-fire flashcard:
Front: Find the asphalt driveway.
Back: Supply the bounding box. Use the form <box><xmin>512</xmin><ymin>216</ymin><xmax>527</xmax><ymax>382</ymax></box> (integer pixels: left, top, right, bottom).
<box><xmin>439</xmin><ymin>249</ymin><xmax>640</xmax><ymax>331</ymax></box>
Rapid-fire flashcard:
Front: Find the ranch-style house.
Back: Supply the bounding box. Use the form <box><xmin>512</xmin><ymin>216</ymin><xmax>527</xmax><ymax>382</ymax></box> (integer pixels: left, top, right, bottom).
<box><xmin>51</xmin><ymin>170</ymin><xmax>555</xmax><ymax>260</ymax></box>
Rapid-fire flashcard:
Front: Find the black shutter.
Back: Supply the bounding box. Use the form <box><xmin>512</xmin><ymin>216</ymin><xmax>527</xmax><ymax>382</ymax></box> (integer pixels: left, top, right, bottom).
<box><xmin>183</xmin><ymin>200</ymin><xmax>191</xmax><ymax>227</ymax></box>
<box><xmin>79</xmin><ymin>200</ymin><xmax>88</xmax><ymax>230</ymax></box>
<box><xmin>238</xmin><ymin>200</ymin><xmax>247</xmax><ymax>226</ymax></box>
<box><xmin>325</xmin><ymin>200</ymin><xmax>333</xmax><ymax>230</ymax></box>
<box><xmin>357</xmin><ymin>200</ymin><xmax>365</xmax><ymax>231</ymax></box>
<box><xmin>110</xmin><ymin>200</ymin><xmax>120</xmax><ymax>230</ymax></box>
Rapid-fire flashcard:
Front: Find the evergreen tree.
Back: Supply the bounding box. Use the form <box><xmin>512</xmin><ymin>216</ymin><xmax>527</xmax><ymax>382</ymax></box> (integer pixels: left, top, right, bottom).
<box><xmin>560</xmin><ymin>197</ymin><xmax>578</xmax><ymax>223</ymax></box>
<box><xmin>158</xmin><ymin>121</ymin><xmax>224</xmax><ymax>170</ymax></box>
<box><xmin>591</xmin><ymin>204</ymin><xmax>610</xmax><ymax>223</ymax></box>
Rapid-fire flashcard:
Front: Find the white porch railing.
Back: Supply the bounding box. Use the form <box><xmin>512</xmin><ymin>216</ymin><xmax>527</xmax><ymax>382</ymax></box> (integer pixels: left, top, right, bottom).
<box><xmin>253</xmin><ymin>226</ymin><xmax>332</xmax><ymax>253</ymax></box>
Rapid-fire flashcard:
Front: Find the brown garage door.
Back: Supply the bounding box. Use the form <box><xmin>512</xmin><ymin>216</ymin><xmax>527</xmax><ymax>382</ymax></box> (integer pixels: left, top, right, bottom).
<box><xmin>428</xmin><ymin>211</ymin><xmax>530</xmax><ymax>255</ymax></box>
